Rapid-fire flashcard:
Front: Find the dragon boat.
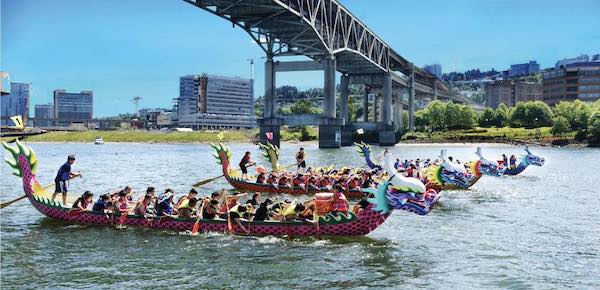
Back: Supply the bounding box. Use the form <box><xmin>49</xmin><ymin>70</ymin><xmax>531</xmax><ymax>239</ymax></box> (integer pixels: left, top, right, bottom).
<box><xmin>2</xmin><ymin>140</ymin><xmax>440</xmax><ymax>237</ymax></box>
<box><xmin>498</xmin><ymin>146</ymin><xmax>545</xmax><ymax>176</ymax></box>
<box><xmin>219</xmin><ymin>142</ymin><xmax>365</xmax><ymax>198</ymax></box>
<box><xmin>355</xmin><ymin>142</ymin><xmax>504</xmax><ymax>191</ymax></box>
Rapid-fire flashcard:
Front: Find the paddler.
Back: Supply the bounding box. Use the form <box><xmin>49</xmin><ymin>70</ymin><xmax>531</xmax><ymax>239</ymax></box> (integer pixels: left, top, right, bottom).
<box><xmin>239</xmin><ymin>151</ymin><xmax>256</xmax><ymax>180</ymax></box>
<box><xmin>296</xmin><ymin>147</ymin><xmax>306</xmax><ymax>173</ymax></box>
<box><xmin>228</xmin><ymin>204</ymin><xmax>250</xmax><ymax>234</ymax></box>
<box><xmin>51</xmin><ymin>154</ymin><xmax>81</xmax><ymax>206</ymax></box>
<box><xmin>329</xmin><ymin>184</ymin><xmax>349</xmax><ymax>215</ymax></box>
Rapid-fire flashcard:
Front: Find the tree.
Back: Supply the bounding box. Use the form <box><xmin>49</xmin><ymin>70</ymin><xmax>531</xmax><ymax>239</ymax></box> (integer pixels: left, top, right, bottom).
<box><xmin>588</xmin><ymin>111</ymin><xmax>600</xmax><ymax>146</ymax></box>
<box><xmin>509</xmin><ymin>101</ymin><xmax>553</xmax><ymax>128</ymax></box>
<box><xmin>479</xmin><ymin>108</ymin><xmax>495</xmax><ymax>127</ymax></box>
<box><xmin>553</xmin><ymin>100</ymin><xmax>591</xmax><ymax>131</ymax></box>
<box><xmin>551</xmin><ymin>116</ymin><xmax>571</xmax><ymax>137</ymax></box>
<box><xmin>289</xmin><ymin>99</ymin><xmax>320</xmax><ymax>114</ymax></box>
<box><xmin>494</xmin><ymin>103</ymin><xmax>509</xmax><ymax>127</ymax></box>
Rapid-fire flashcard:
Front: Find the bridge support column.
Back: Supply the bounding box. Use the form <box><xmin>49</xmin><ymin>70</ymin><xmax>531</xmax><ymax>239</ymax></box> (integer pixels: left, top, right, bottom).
<box><xmin>432</xmin><ymin>80</ymin><xmax>438</xmax><ymax>101</ymax></box>
<box><xmin>259</xmin><ymin>56</ymin><xmax>281</xmax><ymax>147</ymax></box>
<box><xmin>264</xmin><ymin>57</ymin><xmax>276</xmax><ymax>118</ymax></box>
<box><xmin>373</xmin><ymin>94</ymin><xmax>379</xmax><ymax>122</ymax></box>
<box><xmin>340</xmin><ymin>75</ymin><xmax>353</xmax><ymax>146</ymax></box>
<box><xmin>383</xmin><ymin>73</ymin><xmax>392</xmax><ymax>126</ymax></box>
<box><xmin>319</xmin><ymin>55</ymin><xmax>342</xmax><ymax>148</ymax></box>
<box><xmin>409</xmin><ymin>65</ymin><xmax>416</xmax><ymax>132</ymax></box>
<box><xmin>363</xmin><ymin>86</ymin><xmax>369</xmax><ymax>122</ymax></box>
<box><xmin>323</xmin><ymin>56</ymin><xmax>336</xmax><ymax>119</ymax></box>
<box><xmin>378</xmin><ymin>73</ymin><xmax>396</xmax><ymax>146</ymax></box>
<box><xmin>259</xmin><ymin>118</ymin><xmax>282</xmax><ymax>148</ymax></box>
<box><xmin>393</xmin><ymin>94</ymin><xmax>403</xmax><ymax>132</ymax></box>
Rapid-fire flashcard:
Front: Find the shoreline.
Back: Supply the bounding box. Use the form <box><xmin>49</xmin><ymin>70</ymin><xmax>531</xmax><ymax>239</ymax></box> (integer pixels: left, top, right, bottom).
<box><xmin>6</xmin><ymin>129</ymin><xmax>591</xmax><ymax>148</ymax></box>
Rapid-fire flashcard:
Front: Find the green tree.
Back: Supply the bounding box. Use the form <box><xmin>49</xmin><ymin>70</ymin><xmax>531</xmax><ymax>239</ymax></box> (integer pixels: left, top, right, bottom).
<box><xmin>553</xmin><ymin>100</ymin><xmax>591</xmax><ymax>131</ymax></box>
<box><xmin>588</xmin><ymin>111</ymin><xmax>600</xmax><ymax>146</ymax></box>
<box><xmin>551</xmin><ymin>116</ymin><xmax>571</xmax><ymax>137</ymax></box>
<box><xmin>479</xmin><ymin>107</ymin><xmax>495</xmax><ymax>127</ymax></box>
<box><xmin>509</xmin><ymin>101</ymin><xmax>553</xmax><ymax>128</ymax></box>
<box><xmin>289</xmin><ymin>99</ymin><xmax>320</xmax><ymax>114</ymax></box>
<box><xmin>493</xmin><ymin>103</ymin><xmax>509</xmax><ymax>127</ymax></box>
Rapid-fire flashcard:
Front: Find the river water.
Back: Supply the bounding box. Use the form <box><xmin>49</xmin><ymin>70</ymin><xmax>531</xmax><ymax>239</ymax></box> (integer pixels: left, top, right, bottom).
<box><xmin>1</xmin><ymin>142</ymin><xmax>599</xmax><ymax>289</ymax></box>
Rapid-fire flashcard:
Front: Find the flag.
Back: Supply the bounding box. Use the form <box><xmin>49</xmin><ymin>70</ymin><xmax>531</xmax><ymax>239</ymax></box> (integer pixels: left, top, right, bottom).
<box><xmin>217</xmin><ymin>131</ymin><xmax>224</xmax><ymax>141</ymax></box>
<box><xmin>10</xmin><ymin>115</ymin><xmax>24</xmax><ymax>130</ymax></box>
<box><xmin>356</xmin><ymin>128</ymin><xmax>364</xmax><ymax>135</ymax></box>
<box><xmin>266</xmin><ymin>132</ymin><xmax>274</xmax><ymax>140</ymax></box>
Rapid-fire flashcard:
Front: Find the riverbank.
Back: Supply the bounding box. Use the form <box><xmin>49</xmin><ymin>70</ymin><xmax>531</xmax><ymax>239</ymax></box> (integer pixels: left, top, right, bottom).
<box><xmin>10</xmin><ymin>126</ymin><xmax>587</xmax><ymax>146</ymax></box>
<box><xmin>400</xmin><ymin>127</ymin><xmax>586</xmax><ymax>147</ymax></box>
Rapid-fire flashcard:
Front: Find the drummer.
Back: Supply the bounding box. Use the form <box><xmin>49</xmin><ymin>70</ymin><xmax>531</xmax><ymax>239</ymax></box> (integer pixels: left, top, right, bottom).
<box><xmin>239</xmin><ymin>151</ymin><xmax>256</xmax><ymax>180</ymax></box>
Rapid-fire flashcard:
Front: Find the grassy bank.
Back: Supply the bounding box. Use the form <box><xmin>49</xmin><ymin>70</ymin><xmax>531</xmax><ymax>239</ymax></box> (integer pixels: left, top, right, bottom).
<box><xmin>401</xmin><ymin>127</ymin><xmax>579</xmax><ymax>145</ymax></box>
<box><xmin>12</xmin><ymin>126</ymin><xmax>581</xmax><ymax>146</ymax></box>
<box><xmin>22</xmin><ymin>130</ymin><xmax>257</xmax><ymax>143</ymax></box>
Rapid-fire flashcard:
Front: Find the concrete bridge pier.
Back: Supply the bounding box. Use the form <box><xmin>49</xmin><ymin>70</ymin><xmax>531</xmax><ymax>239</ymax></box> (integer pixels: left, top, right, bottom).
<box><xmin>378</xmin><ymin>73</ymin><xmax>396</xmax><ymax>146</ymax></box>
<box><xmin>340</xmin><ymin>75</ymin><xmax>354</xmax><ymax>147</ymax></box>
<box><xmin>408</xmin><ymin>64</ymin><xmax>416</xmax><ymax>132</ymax></box>
<box><xmin>258</xmin><ymin>56</ymin><xmax>282</xmax><ymax>147</ymax></box>
<box><xmin>363</xmin><ymin>86</ymin><xmax>370</xmax><ymax>122</ymax></box>
<box><xmin>319</xmin><ymin>55</ymin><xmax>343</xmax><ymax>148</ymax></box>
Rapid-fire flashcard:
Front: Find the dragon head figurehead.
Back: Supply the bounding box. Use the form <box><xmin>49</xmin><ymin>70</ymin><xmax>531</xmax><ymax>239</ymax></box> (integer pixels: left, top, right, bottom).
<box><xmin>365</xmin><ymin>149</ymin><xmax>440</xmax><ymax>216</ymax></box>
<box><xmin>3</xmin><ymin>140</ymin><xmax>38</xmax><ymax>178</ymax></box>
<box><xmin>258</xmin><ymin>142</ymin><xmax>283</xmax><ymax>172</ymax></box>
<box><xmin>355</xmin><ymin>141</ymin><xmax>381</xmax><ymax>170</ymax></box>
<box><xmin>211</xmin><ymin>143</ymin><xmax>233</xmax><ymax>175</ymax></box>
<box><xmin>427</xmin><ymin>149</ymin><xmax>472</xmax><ymax>188</ymax></box>
<box><xmin>522</xmin><ymin>146</ymin><xmax>545</xmax><ymax>167</ymax></box>
<box><xmin>467</xmin><ymin>147</ymin><xmax>505</xmax><ymax>177</ymax></box>
<box><xmin>3</xmin><ymin>140</ymin><xmax>44</xmax><ymax>196</ymax></box>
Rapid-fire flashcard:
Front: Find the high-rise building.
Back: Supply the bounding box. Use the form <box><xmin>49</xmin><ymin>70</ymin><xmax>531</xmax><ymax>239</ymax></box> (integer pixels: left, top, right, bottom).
<box><xmin>555</xmin><ymin>54</ymin><xmax>589</xmax><ymax>68</ymax></box>
<box><xmin>177</xmin><ymin>74</ymin><xmax>254</xmax><ymax>129</ymax></box>
<box><xmin>423</xmin><ymin>64</ymin><xmax>442</xmax><ymax>79</ymax></box>
<box><xmin>509</xmin><ymin>61</ymin><xmax>540</xmax><ymax>77</ymax></box>
<box><xmin>485</xmin><ymin>80</ymin><xmax>542</xmax><ymax>108</ymax></box>
<box><xmin>34</xmin><ymin>103</ymin><xmax>54</xmax><ymax>127</ymax></box>
<box><xmin>543</xmin><ymin>62</ymin><xmax>600</xmax><ymax>106</ymax></box>
<box><xmin>53</xmin><ymin>90</ymin><xmax>93</xmax><ymax>121</ymax></box>
<box><xmin>592</xmin><ymin>54</ymin><xmax>600</xmax><ymax>62</ymax></box>
<box><xmin>1</xmin><ymin>82</ymin><xmax>30</xmax><ymax>126</ymax></box>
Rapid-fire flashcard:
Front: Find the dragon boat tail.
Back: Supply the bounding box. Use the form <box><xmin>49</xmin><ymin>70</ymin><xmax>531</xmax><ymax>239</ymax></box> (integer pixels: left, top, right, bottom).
<box><xmin>3</xmin><ymin>141</ymin><xmax>440</xmax><ymax>237</ymax></box>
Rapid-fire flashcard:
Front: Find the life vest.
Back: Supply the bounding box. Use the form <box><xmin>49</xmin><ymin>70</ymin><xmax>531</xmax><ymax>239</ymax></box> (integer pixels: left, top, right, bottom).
<box><xmin>229</xmin><ymin>204</ymin><xmax>242</xmax><ymax>217</ymax></box>
<box><xmin>332</xmin><ymin>192</ymin><xmax>349</xmax><ymax>212</ymax></box>
<box><xmin>281</xmin><ymin>202</ymin><xmax>298</xmax><ymax>217</ymax></box>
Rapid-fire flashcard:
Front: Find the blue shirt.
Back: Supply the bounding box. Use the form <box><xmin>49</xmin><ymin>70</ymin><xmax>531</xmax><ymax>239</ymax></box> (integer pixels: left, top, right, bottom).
<box><xmin>55</xmin><ymin>163</ymin><xmax>71</xmax><ymax>181</ymax></box>
<box><xmin>157</xmin><ymin>200</ymin><xmax>173</xmax><ymax>216</ymax></box>
<box><xmin>92</xmin><ymin>199</ymin><xmax>107</xmax><ymax>212</ymax></box>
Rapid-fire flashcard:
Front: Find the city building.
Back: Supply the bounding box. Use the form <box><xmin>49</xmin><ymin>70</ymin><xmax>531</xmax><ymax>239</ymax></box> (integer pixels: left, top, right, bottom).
<box><xmin>543</xmin><ymin>62</ymin><xmax>600</xmax><ymax>106</ymax></box>
<box><xmin>176</xmin><ymin>74</ymin><xmax>254</xmax><ymax>129</ymax></box>
<box><xmin>555</xmin><ymin>54</ymin><xmax>589</xmax><ymax>68</ymax></box>
<box><xmin>423</xmin><ymin>64</ymin><xmax>442</xmax><ymax>79</ymax></box>
<box><xmin>592</xmin><ymin>54</ymin><xmax>600</xmax><ymax>62</ymax></box>
<box><xmin>485</xmin><ymin>80</ymin><xmax>542</xmax><ymax>108</ymax></box>
<box><xmin>140</xmin><ymin>108</ymin><xmax>173</xmax><ymax>129</ymax></box>
<box><xmin>509</xmin><ymin>61</ymin><xmax>540</xmax><ymax>77</ymax></box>
<box><xmin>1</xmin><ymin>82</ymin><xmax>30</xmax><ymax>126</ymax></box>
<box><xmin>1</xmin><ymin>72</ymin><xmax>9</xmax><ymax>96</ymax></box>
<box><xmin>34</xmin><ymin>103</ymin><xmax>54</xmax><ymax>127</ymax></box>
<box><xmin>53</xmin><ymin>90</ymin><xmax>93</xmax><ymax>125</ymax></box>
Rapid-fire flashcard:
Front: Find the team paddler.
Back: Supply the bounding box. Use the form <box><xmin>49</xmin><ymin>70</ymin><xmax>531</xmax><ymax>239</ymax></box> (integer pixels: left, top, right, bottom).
<box><xmin>51</xmin><ymin>154</ymin><xmax>82</xmax><ymax>206</ymax></box>
<box><xmin>239</xmin><ymin>151</ymin><xmax>256</xmax><ymax>180</ymax></box>
<box><xmin>296</xmin><ymin>147</ymin><xmax>306</xmax><ymax>173</ymax></box>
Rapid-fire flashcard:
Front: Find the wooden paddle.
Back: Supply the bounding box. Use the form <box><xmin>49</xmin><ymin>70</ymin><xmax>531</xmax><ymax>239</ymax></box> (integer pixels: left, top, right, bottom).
<box><xmin>192</xmin><ymin>164</ymin><xmax>255</xmax><ymax>187</ymax></box>
<box><xmin>0</xmin><ymin>174</ymin><xmax>81</xmax><ymax>209</ymax></box>
<box><xmin>191</xmin><ymin>199</ymin><xmax>206</xmax><ymax>236</ymax></box>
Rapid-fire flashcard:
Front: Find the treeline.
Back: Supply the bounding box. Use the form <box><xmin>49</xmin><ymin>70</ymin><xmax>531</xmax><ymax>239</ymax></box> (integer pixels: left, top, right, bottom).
<box><xmin>414</xmin><ymin>99</ymin><xmax>600</xmax><ymax>145</ymax></box>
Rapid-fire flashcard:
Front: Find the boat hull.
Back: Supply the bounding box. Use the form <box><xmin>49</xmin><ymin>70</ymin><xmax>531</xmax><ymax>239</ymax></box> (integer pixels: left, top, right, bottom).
<box><xmin>28</xmin><ymin>194</ymin><xmax>388</xmax><ymax>236</ymax></box>
<box><xmin>226</xmin><ymin>176</ymin><xmax>364</xmax><ymax>198</ymax></box>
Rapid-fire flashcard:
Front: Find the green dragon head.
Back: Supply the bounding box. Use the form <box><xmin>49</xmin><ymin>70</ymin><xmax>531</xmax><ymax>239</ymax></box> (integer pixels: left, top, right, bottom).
<box><xmin>2</xmin><ymin>140</ymin><xmax>38</xmax><ymax>177</ymax></box>
<box><xmin>259</xmin><ymin>142</ymin><xmax>283</xmax><ymax>172</ymax></box>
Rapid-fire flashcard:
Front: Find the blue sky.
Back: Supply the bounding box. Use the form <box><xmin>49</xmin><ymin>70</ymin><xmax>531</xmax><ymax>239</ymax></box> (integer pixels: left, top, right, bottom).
<box><xmin>2</xmin><ymin>0</ymin><xmax>599</xmax><ymax>117</ymax></box>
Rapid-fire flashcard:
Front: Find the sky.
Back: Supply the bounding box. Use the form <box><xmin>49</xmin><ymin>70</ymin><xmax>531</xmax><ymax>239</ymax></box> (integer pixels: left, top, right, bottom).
<box><xmin>2</xmin><ymin>0</ymin><xmax>599</xmax><ymax>117</ymax></box>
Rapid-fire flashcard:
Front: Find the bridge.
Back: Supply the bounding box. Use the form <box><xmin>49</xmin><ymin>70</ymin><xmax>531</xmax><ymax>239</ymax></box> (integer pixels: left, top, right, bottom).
<box><xmin>183</xmin><ymin>0</ymin><xmax>469</xmax><ymax>147</ymax></box>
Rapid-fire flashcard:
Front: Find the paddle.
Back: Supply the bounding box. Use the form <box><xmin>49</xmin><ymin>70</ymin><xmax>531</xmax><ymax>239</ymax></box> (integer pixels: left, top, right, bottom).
<box><xmin>224</xmin><ymin>192</ymin><xmax>233</xmax><ymax>234</ymax></box>
<box><xmin>191</xmin><ymin>199</ymin><xmax>206</xmax><ymax>236</ymax></box>
<box><xmin>192</xmin><ymin>164</ymin><xmax>255</xmax><ymax>187</ymax></box>
<box><xmin>0</xmin><ymin>174</ymin><xmax>81</xmax><ymax>209</ymax></box>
